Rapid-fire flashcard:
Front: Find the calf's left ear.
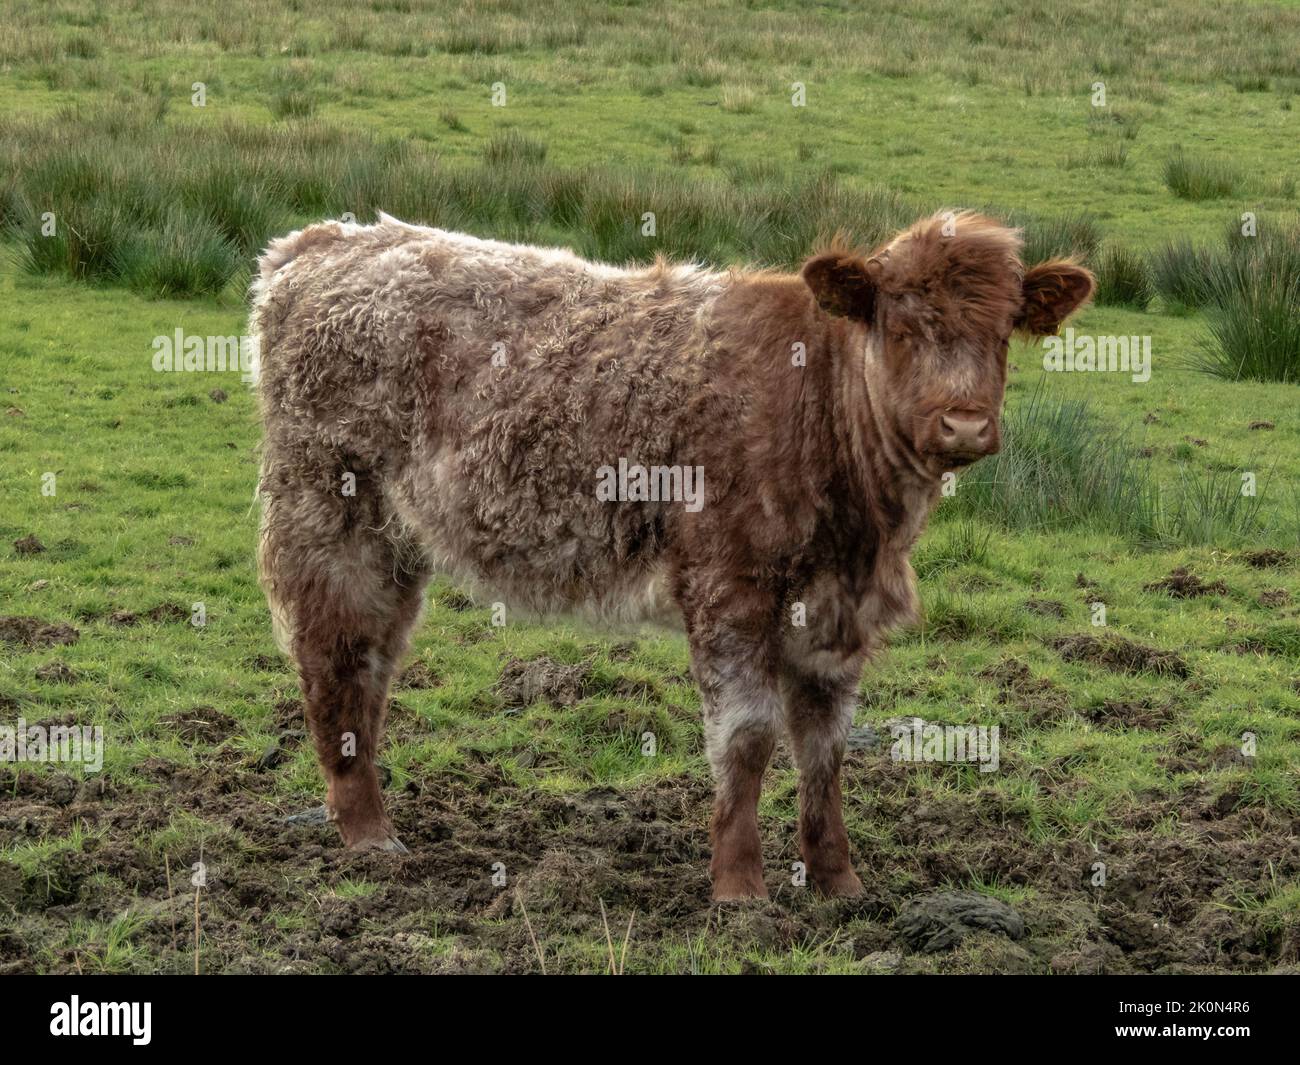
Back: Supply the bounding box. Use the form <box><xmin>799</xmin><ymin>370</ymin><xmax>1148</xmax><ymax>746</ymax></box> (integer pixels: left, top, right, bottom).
<box><xmin>1014</xmin><ymin>260</ymin><xmax>1095</xmax><ymax>337</ymax></box>
<box><xmin>802</xmin><ymin>251</ymin><xmax>878</xmax><ymax>323</ymax></box>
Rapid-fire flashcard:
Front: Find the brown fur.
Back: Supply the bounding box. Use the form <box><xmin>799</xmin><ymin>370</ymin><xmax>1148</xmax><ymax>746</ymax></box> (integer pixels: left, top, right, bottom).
<box><xmin>252</xmin><ymin>210</ymin><xmax>1094</xmax><ymax>892</ymax></box>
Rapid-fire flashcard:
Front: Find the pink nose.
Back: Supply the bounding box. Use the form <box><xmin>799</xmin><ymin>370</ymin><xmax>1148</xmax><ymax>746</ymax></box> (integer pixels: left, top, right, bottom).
<box><xmin>939</xmin><ymin>414</ymin><xmax>993</xmax><ymax>455</ymax></box>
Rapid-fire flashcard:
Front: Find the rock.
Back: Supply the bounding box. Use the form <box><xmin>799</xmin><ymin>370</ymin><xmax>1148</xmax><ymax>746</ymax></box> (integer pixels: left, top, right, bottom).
<box><xmin>895</xmin><ymin>890</ymin><xmax>1025</xmax><ymax>952</ymax></box>
<box><xmin>859</xmin><ymin>949</ymin><xmax>902</xmax><ymax>973</ymax></box>
<box><xmin>845</xmin><ymin>724</ymin><xmax>880</xmax><ymax>751</ymax></box>
<box><xmin>255</xmin><ymin>743</ymin><xmax>286</xmax><ymax>771</ymax></box>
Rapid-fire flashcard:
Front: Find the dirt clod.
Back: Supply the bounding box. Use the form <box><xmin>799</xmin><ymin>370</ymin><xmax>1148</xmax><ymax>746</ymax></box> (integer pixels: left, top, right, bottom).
<box><xmin>147</xmin><ymin>602</ymin><xmax>189</xmax><ymax>623</ymax></box>
<box><xmin>895</xmin><ymin>890</ymin><xmax>1025</xmax><ymax>952</ymax></box>
<box><xmin>159</xmin><ymin>706</ymin><xmax>236</xmax><ymax>743</ymax></box>
<box><xmin>34</xmin><ymin>661</ymin><xmax>76</xmax><ymax>684</ymax></box>
<box><xmin>1144</xmin><ymin>567</ymin><xmax>1228</xmax><ymax>599</ymax></box>
<box><xmin>1083</xmin><ymin>698</ymin><xmax>1173</xmax><ymax>730</ymax></box>
<box><xmin>0</xmin><ymin>617</ymin><xmax>79</xmax><ymax>648</ymax></box>
<box><xmin>397</xmin><ymin>661</ymin><xmax>440</xmax><ymax>690</ymax></box>
<box><xmin>13</xmin><ymin>535</ymin><xmax>44</xmax><ymax>555</ymax></box>
<box><xmin>1051</xmin><ymin>634</ymin><xmax>1189</xmax><ymax>678</ymax></box>
<box><xmin>1025</xmin><ymin>598</ymin><xmax>1066</xmax><ymax>618</ymax></box>
<box><xmin>496</xmin><ymin>656</ymin><xmax>593</xmax><ymax>709</ymax></box>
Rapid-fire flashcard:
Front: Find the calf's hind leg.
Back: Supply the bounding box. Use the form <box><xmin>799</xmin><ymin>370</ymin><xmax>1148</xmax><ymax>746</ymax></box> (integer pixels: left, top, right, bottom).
<box><xmin>260</xmin><ymin>460</ymin><xmax>428</xmax><ymax>851</ymax></box>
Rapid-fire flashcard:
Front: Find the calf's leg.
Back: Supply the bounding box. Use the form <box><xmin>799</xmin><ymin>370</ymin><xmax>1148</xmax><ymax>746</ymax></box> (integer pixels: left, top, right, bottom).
<box><xmin>260</xmin><ymin>457</ymin><xmax>428</xmax><ymax>850</ymax></box>
<box><xmin>782</xmin><ymin>671</ymin><xmax>863</xmax><ymax>897</ymax></box>
<box><xmin>691</xmin><ymin>640</ymin><xmax>782</xmax><ymax>900</ymax></box>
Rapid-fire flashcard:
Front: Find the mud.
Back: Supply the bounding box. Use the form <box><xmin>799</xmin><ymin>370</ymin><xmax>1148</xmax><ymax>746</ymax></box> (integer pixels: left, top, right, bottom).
<box><xmin>0</xmin><ymin>616</ymin><xmax>79</xmax><ymax>649</ymax></box>
<box><xmin>1051</xmin><ymin>633</ymin><xmax>1189</xmax><ymax>678</ymax></box>
<box><xmin>1144</xmin><ymin>567</ymin><xmax>1229</xmax><ymax>599</ymax></box>
<box><xmin>495</xmin><ymin>656</ymin><xmax>594</xmax><ymax>709</ymax></box>
<box><xmin>979</xmin><ymin>657</ymin><xmax>1072</xmax><ymax>727</ymax></box>
<box><xmin>896</xmin><ymin>890</ymin><xmax>1025</xmax><ymax>952</ymax></box>
<box><xmin>2</xmin><ymin>730</ymin><xmax>1297</xmax><ymax>974</ymax></box>
<box><xmin>1244</xmin><ymin>549</ymin><xmax>1289</xmax><ymax>569</ymax></box>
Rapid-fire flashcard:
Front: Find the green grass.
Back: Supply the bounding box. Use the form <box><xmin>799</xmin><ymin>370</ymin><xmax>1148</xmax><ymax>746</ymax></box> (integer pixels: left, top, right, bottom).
<box><xmin>2</xmin><ymin>0</ymin><xmax>1300</xmax><ymax>975</ymax></box>
<box><xmin>1163</xmin><ymin>148</ymin><xmax>1243</xmax><ymax>201</ymax></box>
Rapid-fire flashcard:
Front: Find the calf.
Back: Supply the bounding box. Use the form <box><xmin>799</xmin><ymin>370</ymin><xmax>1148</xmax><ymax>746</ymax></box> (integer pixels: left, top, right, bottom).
<box><xmin>252</xmin><ymin>211</ymin><xmax>1092</xmax><ymax>899</ymax></box>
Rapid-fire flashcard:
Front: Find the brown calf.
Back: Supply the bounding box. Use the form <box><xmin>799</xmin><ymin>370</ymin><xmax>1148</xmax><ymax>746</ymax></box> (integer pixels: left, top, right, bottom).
<box><xmin>252</xmin><ymin>210</ymin><xmax>1093</xmax><ymax>899</ymax></box>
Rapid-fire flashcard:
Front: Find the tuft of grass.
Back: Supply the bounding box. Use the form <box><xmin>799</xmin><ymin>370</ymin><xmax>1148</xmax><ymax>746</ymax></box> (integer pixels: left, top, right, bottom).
<box><xmin>1163</xmin><ymin>148</ymin><xmax>1241</xmax><ymax>201</ymax></box>
<box><xmin>720</xmin><ymin>86</ymin><xmax>757</xmax><ymax>114</ymax></box>
<box><xmin>269</xmin><ymin>88</ymin><xmax>318</xmax><ymax>119</ymax></box>
<box><xmin>1190</xmin><ymin>222</ymin><xmax>1300</xmax><ymax>383</ymax></box>
<box><xmin>944</xmin><ymin>384</ymin><xmax>1160</xmax><ymax>539</ymax></box>
<box><xmin>1094</xmin><ymin>245</ymin><xmax>1152</xmax><ymax>308</ymax></box>
<box><xmin>114</xmin><ymin>208</ymin><xmax>242</xmax><ymax>298</ymax></box>
<box><xmin>481</xmin><ymin>129</ymin><xmax>549</xmax><ymax>167</ymax></box>
<box><xmin>1149</xmin><ymin>239</ymin><xmax>1219</xmax><ymax>310</ymax></box>
<box><xmin>1010</xmin><ymin>209</ymin><xmax>1101</xmax><ymax>267</ymax></box>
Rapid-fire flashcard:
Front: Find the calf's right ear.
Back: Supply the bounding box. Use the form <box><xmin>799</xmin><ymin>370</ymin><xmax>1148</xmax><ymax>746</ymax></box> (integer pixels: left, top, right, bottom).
<box><xmin>802</xmin><ymin>252</ymin><xmax>878</xmax><ymax>323</ymax></box>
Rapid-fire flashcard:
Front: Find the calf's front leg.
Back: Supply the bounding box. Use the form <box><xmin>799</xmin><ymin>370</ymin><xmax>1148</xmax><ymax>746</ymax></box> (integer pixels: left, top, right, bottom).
<box><xmin>782</xmin><ymin>670</ymin><xmax>863</xmax><ymax>897</ymax></box>
<box><xmin>694</xmin><ymin>652</ymin><xmax>782</xmax><ymax>901</ymax></box>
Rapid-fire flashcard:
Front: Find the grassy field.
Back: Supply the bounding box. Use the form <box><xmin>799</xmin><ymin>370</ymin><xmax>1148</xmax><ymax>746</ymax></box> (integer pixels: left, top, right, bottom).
<box><xmin>2</xmin><ymin>0</ymin><xmax>1300</xmax><ymax>974</ymax></box>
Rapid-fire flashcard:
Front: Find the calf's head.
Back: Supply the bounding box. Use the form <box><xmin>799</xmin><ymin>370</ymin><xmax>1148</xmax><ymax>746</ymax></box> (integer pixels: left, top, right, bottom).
<box><xmin>802</xmin><ymin>211</ymin><xmax>1094</xmax><ymax>472</ymax></box>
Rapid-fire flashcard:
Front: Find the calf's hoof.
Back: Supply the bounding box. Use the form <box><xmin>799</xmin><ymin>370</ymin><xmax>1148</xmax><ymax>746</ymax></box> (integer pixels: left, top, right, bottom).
<box><xmin>811</xmin><ymin>866</ymin><xmax>864</xmax><ymax>898</ymax></box>
<box><xmin>711</xmin><ymin>871</ymin><xmax>769</xmax><ymax>902</ymax></box>
<box><xmin>283</xmin><ymin>805</ymin><xmax>406</xmax><ymax>853</ymax></box>
<box><xmin>346</xmin><ymin>833</ymin><xmax>409</xmax><ymax>854</ymax></box>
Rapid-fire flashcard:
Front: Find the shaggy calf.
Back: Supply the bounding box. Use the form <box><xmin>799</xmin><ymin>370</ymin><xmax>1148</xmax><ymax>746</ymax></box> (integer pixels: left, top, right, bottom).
<box><xmin>253</xmin><ymin>211</ymin><xmax>1093</xmax><ymax>899</ymax></box>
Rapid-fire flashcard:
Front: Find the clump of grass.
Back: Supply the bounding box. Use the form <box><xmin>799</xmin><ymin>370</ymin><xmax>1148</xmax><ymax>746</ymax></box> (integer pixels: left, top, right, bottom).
<box><xmin>269</xmin><ymin>88</ymin><xmax>317</xmax><ymax>119</ymax></box>
<box><xmin>1010</xmin><ymin>209</ymin><xmax>1101</xmax><ymax>267</ymax></box>
<box><xmin>913</xmin><ymin>518</ymin><xmax>993</xmax><ymax>579</ymax></box>
<box><xmin>1231</xmin><ymin>75</ymin><xmax>1271</xmax><ymax>93</ymax></box>
<box><xmin>720</xmin><ymin>86</ymin><xmax>757</xmax><ymax>114</ymax></box>
<box><xmin>1190</xmin><ymin>223</ymin><xmax>1300</xmax><ymax>383</ymax></box>
<box><xmin>482</xmin><ymin>129</ymin><xmax>548</xmax><ymax>167</ymax></box>
<box><xmin>439</xmin><ymin>109</ymin><xmax>467</xmax><ymax>132</ymax></box>
<box><xmin>1149</xmin><ymin>239</ymin><xmax>1219</xmax><ymax>310</ymax></box>
<box><xmin>1163</xmin><ymin>148</ymin><xmax>1241</xmax><ymax>200</ymax></box>
<box><xmin>115</xmin><ymin>207</ymin><xmax>242</xmax><ymax>298</ymax></box>
<box><xmin>1094</xmin><ymin>245</ymin><xmax>1152</xmax><ymax>308</ymax></box>
<box><xmin>944</xmin><ymin>384</ymin><xmax>1160</xmax><ymax>540</ymax></box>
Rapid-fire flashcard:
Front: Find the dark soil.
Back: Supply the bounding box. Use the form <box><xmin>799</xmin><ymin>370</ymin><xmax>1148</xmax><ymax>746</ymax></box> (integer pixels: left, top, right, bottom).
<box><xmin>0</xmin><ymin>616</ymin><xmax>79</xmax><ymax>649</ymax></box>
<box><xmin>3</xmin><ymin>733</ymin><xmax>1296</xmax><ymax>974</ymax></box>
<box><xmin>495</xmin><ymin>656</ymin><xmax>593</xmax><ymax>709</ymax></box>
<box><xmin>1051</xmin><ymin>633</ymin><xmax>1189</xmax><ymax>678</ymax></box>
<box><xmin>1244</xmin><ymin>549</ymin><xmax>1289</xmax><ymax>569</ymax></box>
<box><xmin>1144</xmin><ymin>567</ymin><xmax>1228</xmax><ymax>599</ymax></box>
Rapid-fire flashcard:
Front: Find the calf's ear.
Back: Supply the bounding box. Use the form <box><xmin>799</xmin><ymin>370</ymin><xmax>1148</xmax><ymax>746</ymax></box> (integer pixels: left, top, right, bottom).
<box><xmin>802</xmin><ymin>251</ymin><xmax>878</xmax><ymax>322</ymax></box>
<box><xmin>1015</xmin><ymin>260</ymin><xmax>1095</xmax><ymax>337</ymax></box>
